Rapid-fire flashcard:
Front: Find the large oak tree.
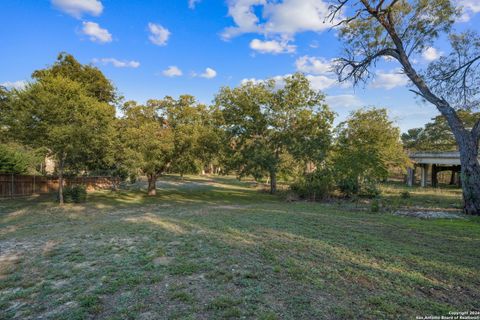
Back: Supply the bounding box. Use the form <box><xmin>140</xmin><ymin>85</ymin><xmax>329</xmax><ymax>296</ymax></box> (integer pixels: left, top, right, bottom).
<box><xmin>216</xmin><ymin>73</ymin><xmax>334</xmax><ymax>193</ymax></box>
<box><xmin>10</xmin><ymin>75</ymin><xmax>116</xmax><ymax>203</ymax></box>
<box><xmin>119</xmin><ymin>101</ymin><xmax>174</xmax><ymax>196</ymax></box>
<box><xmin>329</xmin><ymin>0</ymin><xmax>480</xmax><ymax>214</ymax></box>
<box><xmin>3</xmin><ymin>54</ymin><xmax>117</xmax><ymax>204</ymax></box>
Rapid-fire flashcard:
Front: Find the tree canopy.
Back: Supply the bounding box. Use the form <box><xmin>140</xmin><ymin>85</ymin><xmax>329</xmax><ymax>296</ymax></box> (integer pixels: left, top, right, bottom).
<box><xmin>32</xmin><ymin>53</ymin><xmax>118</xmax><ymax>104</ymax></box>
<box><xmin>5</xmin><ymin>61</ymin><xmax>117</xmax><ymax>203</ymax></box>
<box><xmin>402</xmin><ymin>111</ymin><xmax>480</xmax><ymax>152</ymax></box>
<box><xmin>150</xmin><ymin>95</ymin><xmax>221</xmax><ymax>177</ymax></box>
<box><xmin>216</xmin><ymin>73</ymin><xmax>334</xmax><ymax>193</ymax></box>
<box><xmin>334</xmin><ymin>108</ymin><xmax>410</xmax><ymax>196</ymax></box>
<box><xmin>119</xmin><ymin>101</ymin><xmax>175</xmax><ymax>195</ymax></box>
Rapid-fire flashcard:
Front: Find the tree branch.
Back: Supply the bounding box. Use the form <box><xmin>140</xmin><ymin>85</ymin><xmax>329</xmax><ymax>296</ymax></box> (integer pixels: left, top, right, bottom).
<box><xmin>433</xmin><ymin>56</ymin><xmax>480</xmax><ymax>82</ymax></box>
<box><xmin>409</xmin><ymin>89</ymin><xmax>426</xmax><ymax>99</ymax></box>
<box><xmin>335</xmin><ymin>48</ymin><xmax>400</xmax><ymax>84</ymax></box>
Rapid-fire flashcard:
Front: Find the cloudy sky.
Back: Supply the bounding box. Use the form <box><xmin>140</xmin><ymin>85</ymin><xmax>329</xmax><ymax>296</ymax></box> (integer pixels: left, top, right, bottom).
<box><xmin>1</xmin><ymin>0</ymin><xmax>479</xmax><ymax>131</ymax></box>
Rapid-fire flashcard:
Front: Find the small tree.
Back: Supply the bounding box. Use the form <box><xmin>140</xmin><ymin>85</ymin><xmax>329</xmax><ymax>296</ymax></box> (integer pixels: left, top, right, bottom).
<box><xmin>216</xmin><ymin>73</ymin><xmax>334</xmax><ymax>193</ymax></box>
<box><xmin>119</xmin><ymin>101</ymin><xmax>174</xmax><ymax>196</ymax></box>
<box><xmin>334</xmin><ymin>108</ymin><xmax>409</xmax><ymax>196</ymax></box>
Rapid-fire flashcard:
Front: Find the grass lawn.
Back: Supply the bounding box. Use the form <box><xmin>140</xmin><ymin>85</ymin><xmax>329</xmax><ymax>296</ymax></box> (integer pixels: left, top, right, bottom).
<box><xmin>0</xmin><ymin>176</ymin><xmax>479</xmax><ymax>319</ymax></box>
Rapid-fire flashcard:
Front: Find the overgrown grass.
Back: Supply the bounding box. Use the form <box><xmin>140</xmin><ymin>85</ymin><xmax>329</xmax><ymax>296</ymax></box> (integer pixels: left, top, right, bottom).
<box><xmin>0</xmin><ymin>175</ymin><xmax>478</xmax><ymax>319</ymax></box>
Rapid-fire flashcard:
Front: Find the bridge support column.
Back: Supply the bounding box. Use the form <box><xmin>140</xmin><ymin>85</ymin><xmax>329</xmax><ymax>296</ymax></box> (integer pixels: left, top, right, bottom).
<box><xmin>420</xmin><ymin>164</ymin><xmax>430</xmax><ymax>188</ymax></box>
<box><xmin>407</xmin><ymin>167</ymin><xmax>415</xmax><ymax>187</ymax></box>
<box><xmin>431</xmin><ymin>164</ymin><xmax>438</xmax><ymax>188</ymax></box>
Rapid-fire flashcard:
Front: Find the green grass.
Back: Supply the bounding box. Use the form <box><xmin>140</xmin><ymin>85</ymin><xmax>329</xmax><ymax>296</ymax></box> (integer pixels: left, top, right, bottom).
<box><xmin>0</xmin><ymin>175</ymin><xmax>479</xmax><ymax>319</ymax></box>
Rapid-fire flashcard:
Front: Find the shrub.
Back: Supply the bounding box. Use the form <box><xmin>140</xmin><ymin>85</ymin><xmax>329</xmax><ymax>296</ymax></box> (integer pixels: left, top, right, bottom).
<box><xmin>61</xmin><ymin>185</ymin><xmax>87</xmax><ymax>203</ymax></box>
<box><xmin>336</xmin><ymin>177</ymin><xmax>380</xmax><ymax>198</ymax></box>
<box><xmin>0</xmin><ymin>144</ymin><xmax>33</xmax><ymax>174</ymax></box>
<box><xmin>337</xmin><ymin>178</ymin><xmax>360</xmax><ymax>197</ymax></box>
<box><xmin>361</xmin><ymin>181</ymin><xmax>381</xmax><ymax>198</ymax></box>
<box><xmin>370</xmin><ymin>198</ymin><xmax>381</xmax><ymax>213</ymax></box>
<box><xmin>400</xmin><ymin>191</ymin><xmax>411</xmax><ymax>199</ymax></box>
<box><xmin>290</xmin><ymin>169</ymin><xmax>334</xmax><ymax>201</ymax></box>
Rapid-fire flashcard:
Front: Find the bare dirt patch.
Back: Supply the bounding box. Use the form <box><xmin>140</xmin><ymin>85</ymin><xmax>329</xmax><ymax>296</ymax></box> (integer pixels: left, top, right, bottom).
<box><xmin>153</xmin><ymin>256</ymin><xmax>174</xmax><ymax>266</ymax></box>
<box><xmin>394</xmin><ymin>210</ymin><xmax>465</xmax><ymax>219</ymax></box>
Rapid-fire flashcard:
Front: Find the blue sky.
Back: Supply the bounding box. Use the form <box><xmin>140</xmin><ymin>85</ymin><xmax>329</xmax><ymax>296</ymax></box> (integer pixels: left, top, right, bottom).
<box><xmin>1</xmin><ymin>0</ymin><xmax>479</xmax><ymax>132</ymax></box>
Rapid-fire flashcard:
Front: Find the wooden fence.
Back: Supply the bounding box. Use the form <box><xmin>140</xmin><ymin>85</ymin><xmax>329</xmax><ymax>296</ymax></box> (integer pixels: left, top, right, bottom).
<box><xmin>0</xmin><ymin>174</ymin><xmax>119</xmax><ymax>198</ymax></box>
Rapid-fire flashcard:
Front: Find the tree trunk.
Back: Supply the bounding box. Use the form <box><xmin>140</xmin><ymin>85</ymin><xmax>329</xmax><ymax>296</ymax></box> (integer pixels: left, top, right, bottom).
<box><xmin>457</xmin><ymin>135</ymin><xmax>480</xmax><ymax>215</ymax></box>
<box><xmin>270</xmin><ymin>171</ymin><xmax>277</xmax><ymax>194</ymax></box>
<box><xmin>147</xmin><ymin>174</ymin><xmax>157</xmax><ymax>196</ymax></box>
<box><xmin>58</xmin><ymin>158</ymin><xmax>65</xmax><ymax>205</ymax></box>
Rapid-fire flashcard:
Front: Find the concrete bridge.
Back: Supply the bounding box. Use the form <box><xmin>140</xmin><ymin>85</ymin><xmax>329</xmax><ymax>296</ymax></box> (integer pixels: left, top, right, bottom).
<box><xmin>407</xmin><ymin>151</ymin><xmax>462</xmax><ymax>187</ymax></box>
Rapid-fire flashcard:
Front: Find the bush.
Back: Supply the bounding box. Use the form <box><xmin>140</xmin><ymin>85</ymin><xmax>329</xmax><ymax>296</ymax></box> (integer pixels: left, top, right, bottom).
<box><xmin>337</xmin><ymin>178</ymin><xmax>360</xmax><ymax>197</ymax></box>
<box><xmin>61</xmin><ymin>185</ymin><xmax>87</xmax><ymax>203</ymax></box>
<box><xmin>370</xmin><ymin>198</ymin><xmax>381</xmax><ymax>213</ymax></box>
<box><xmin>290</xmin><ymin>169</ymin><xmax>334</xmax><ymax>201</ymax></box>
<box><xmin>400</xmin><ymin>191</ymin><xmax>411</xmax><ymax>199</ymax></box>
<box><xmin>336</xmin><ymin>177</ymin><xmax>380</xmax><ymax>198</ymax></box>
<box><xmin>361</xmin><ymin>181</ymin><xmax>381</xmax><ymax>198</ymax></box>
<box><xmin>0</xmin><ymin>144</ymin><xmax>32</xmax><ymax>174</ymax></box>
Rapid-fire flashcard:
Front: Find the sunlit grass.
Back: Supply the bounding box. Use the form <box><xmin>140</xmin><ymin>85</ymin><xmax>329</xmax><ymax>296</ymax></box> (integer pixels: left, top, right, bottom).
<box><xmin>0</xmin><ymin>176</ymin><xmax>478</xmax><ymax>319</ymax></box>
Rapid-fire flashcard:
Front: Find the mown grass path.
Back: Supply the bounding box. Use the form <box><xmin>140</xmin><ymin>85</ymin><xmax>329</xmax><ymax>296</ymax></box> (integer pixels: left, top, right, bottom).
<box><xmin>1</xmin><ymin>176</ymin><xmax>479</xmax><ymax>319</ymax></box>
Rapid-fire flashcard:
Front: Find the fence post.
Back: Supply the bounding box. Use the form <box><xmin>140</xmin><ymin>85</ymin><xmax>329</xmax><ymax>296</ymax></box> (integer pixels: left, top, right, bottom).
<box><xmin>11</xmin><ymin>173</ymin><xmax>14</xmax><ymax>199</ymax></box>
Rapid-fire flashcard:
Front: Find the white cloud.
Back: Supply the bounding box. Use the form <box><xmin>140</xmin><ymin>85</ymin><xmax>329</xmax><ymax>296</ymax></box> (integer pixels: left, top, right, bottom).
<box><xmin>241</xmin><ymin>78</ymin><xmax>263</xmax><ymax>85</ymax></box>
<box><xmin>148</xmin><ymin>23</ymin><xmax>171</xmax><ymax>46</ymax></box>
<box><xmin>305</xmin><ymin>75</ymin><xmax>337</xmax><ymax>91</ymax></box>
<box><xmin>422</xmin><ymin>47</ymin><xmax>442</xmax><ymax>62</ymax></box>
<box><xmin>371</xmin><ymin>69</ymin><xmax>409</xmax><ymax>90</ymax></box>
<box><xmin>241</xmin><ymin>54</ymin><xmax>345</xmax><ymax>92</ymax></box>
<box><xmin>81</xmin><ymin>21</ymin><xmax>112</xmax><ymax>43</ymax></box>
<box><xmin>188</xmin><ymin>0</ymin><xmax>201</xmax><ymax>9</ymax></box>
<box><xmin>457</xmin><ymin>0</ymin><xmax>480</xmax><ymax>22</ymax></box>
<box><xmin>221</xmin><ymin>0</ymin><xmax>338</xmax><ymax>40</ymax></box>
<box><xmin>295</xmin><ymin>56</ymin><xmax>334</xmax><ymax>75</ymax></box>
<box><xmin>293</xmin><ymin>56</ymin><xmax>341</xmax><ymax>90</ymax></box>
<box><xmin>162</xmin><ymin>66</ymin><xmax>183</xmax><ymax>77</ymax></box>
<box><xmin>51</xmin><ymin>0</ymin><xmax>103</xmax><ymax>18</ymax></box>
<box><xmin>93</xmin><ymin>58</ymin><xmax>140</xmax><ymax>68</ymax></box>
<box><xmin>221</xmin><ymin>0</ymin><xmax>265</xmax><ymax>40</ymax></box>
<box><xmin>241</xmin><ymin>73</ymin><xmax>337</xmax><ymax>91</ymax></box>
<box><xmin>325</xmin><ymin>94</ymin><xmax>363</xmax><ymax>109</ymax></box>
<box><xmin>0</xmin><ymin>80</ymin><xmax>27</xmax><ymax>90</ymax></box>
<box><xmin>249</xmin><ymin>39</ymin><xmax>296</xmax><ymax>54</ymax></box>
<box><xmin>200</xmin><ymin>68</ymin><xmax>217</xmax><ymax>79</ymax></box>
<box><xmin>262</xmin><ymin>0</ymin><xmax>334</xmax><ymax>36</ymax></box>
<box><xmin>241</xmin><ymin>75</ymin><xmax>288</xmax><ymax>90</ymax></box>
